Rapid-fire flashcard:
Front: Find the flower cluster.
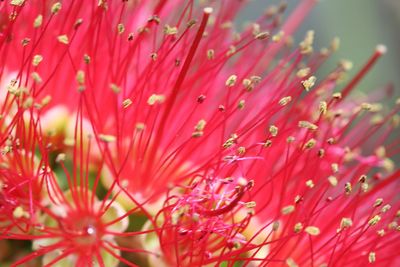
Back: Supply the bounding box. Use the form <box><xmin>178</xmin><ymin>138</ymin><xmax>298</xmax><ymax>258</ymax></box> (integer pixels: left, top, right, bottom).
<box><xmin>0</xmin><ymin>0</ymin><xmax>399</xmax><ymax>266</ymax></box>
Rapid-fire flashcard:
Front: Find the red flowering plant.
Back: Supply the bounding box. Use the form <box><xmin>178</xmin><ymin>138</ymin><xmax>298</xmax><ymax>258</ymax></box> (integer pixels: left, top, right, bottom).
<box><xmin>0</xmin><ymin>0</ymin><xmax>399</xmax><ymax>266</ymax></box>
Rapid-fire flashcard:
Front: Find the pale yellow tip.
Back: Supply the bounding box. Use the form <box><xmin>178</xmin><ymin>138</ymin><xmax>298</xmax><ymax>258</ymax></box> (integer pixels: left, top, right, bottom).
<box><xmin>376</xmin><ymin>44</ymin><xmax>387</xmax><ymax>55</ymax></box>
<box><xmin>204</xmin><ymin>7</ymin><xmax>213</xmax><ymax>14</ymax></box>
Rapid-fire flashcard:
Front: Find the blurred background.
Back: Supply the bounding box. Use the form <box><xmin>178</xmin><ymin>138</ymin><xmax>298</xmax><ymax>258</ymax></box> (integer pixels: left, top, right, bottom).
<box><xmin>241</xmin><ymin>0</ymin><xmax>400</xmax><ymax>99</ymax></box>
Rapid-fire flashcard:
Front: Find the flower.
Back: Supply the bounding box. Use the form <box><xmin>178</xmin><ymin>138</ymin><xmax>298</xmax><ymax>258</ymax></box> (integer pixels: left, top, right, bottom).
<box><xmin>0</xmin><ymin>0</ymin><xmax>399</xmax><ymax>266</ymax></box>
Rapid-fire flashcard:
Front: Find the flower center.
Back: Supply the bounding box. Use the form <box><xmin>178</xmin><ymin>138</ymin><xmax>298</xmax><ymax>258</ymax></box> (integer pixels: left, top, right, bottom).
<box><xmin>61</xmin><ymin>214</ymin><xmax>102</xmax><ymax>247</ymax></box>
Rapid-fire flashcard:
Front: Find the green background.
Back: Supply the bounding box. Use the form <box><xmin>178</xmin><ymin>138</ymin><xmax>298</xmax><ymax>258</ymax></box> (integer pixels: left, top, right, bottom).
<box><xmin>241</xmin><ymin>0</ymin><xmax>400</xmax><ymax>99</ymax></box>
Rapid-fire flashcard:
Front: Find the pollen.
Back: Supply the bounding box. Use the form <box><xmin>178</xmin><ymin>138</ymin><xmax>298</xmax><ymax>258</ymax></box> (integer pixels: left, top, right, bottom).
<box><xmin>368</xmin><ymin>252</ymin><xmax>376</xmax><ymax>263</ymax></box>
<box><xmin>147</xmin><ymin>94</ymin><xmax>165</xmax><ymax>105</ymax></box>
<box><xmin>84</xmin><ymin>54</ymin><xmax>91</xmax><ymax>64</ymax></box>
<box><xmin>225</xmin><ymin>75</ymin><xmax>238</xmax><ymax>87</ymax></box>
<box><xmin>299</xmin><ymin>30</ymin><xmax>314</xmax><ymax>54</ymax></box>
<box><xmin>340</xmin><ymin>217</ymin><xmax>353</xmax><ymax>230</ymax></box>
<box><xmin>135</xmin><ymin>123</ymin><xmax>145</xmax><ymax>131</ymax></box>
<box><xmin>227</xmin><ymin>45</ymin><xmax>236</xmax><ymax>56</ymax></box>
<box><xmin>99</xmin><ymin>134</ymin><xmax>116</xmax><ymax>143</ymax></box>
<box><xmin>7</xmin><ymin>79</ymin><xmax>18</xmax><ymax>94</ymax></box>
<box><xmin>301</xmin><ymin>76</ymin><xmax>317</xmax><ymax>91</ymax></box>
<box><xmin>328</xmin><ymin>176</ymin><xmax>338</xmax><ymax>187</ymax></box>
<box><xmin>10</xmin><ymin>0</ymin><xmax>25</xmax><ymax>6</ymax></box>
<box><xmin>298</xmin><ymin>120</ymin><xmax>318</xmax><ymax>130</ymax></box>
<box><xmin>55</xmin><ymin>153</ymin><xmax>66</xmax><ymax>163</ymax></box>
<box><xmin>279</xmin><ymin>96</ymin><xmax>292</xmax><ymax>106</ymax></box>
<box><xmin>76</xmin><ymin>70</ymin><xmax>85</xmax><ymax>85</ymax></box>
<box><xmin>164</xmin><ymin>25</ymin><xmax>178</xmax><ymax>35</ymax></box>
<box><xmin>304</xmin><ymin>139</ymin><xmax>316</xmax><ymax>149</ymax></box>
<box><xmin>238</xmin><ymin>100</ymin><xmax>245</xmax><ymax>110</ymax></box>
<box><xmin>237</xmin><ymin>146</ymin><xmax>246</xmax><ymax>155</ymax></box>
<box><xmin>305</xmin><ymin>179</ymin><xmax>314</xmax><ymax>188</ymax></box>
<box><xmin>13</xmin><ymin>206</ymin><xmax>29</xmax><ymax>219</ymax></box>
<box><xmin>32</xmin><ymin>55</ymin><xmax>43</xmax><ymax>66</ymax></box>
<box><xmin>332</xmin><ymin>92</ymin><xmax>342</xmax><ymax>99</ymax></box>
<box><xmin>223</xmin><ymin>134</ymin><xmax>238</xmax><ymax>149</ymax></box>
<box><xmin>51</xmin><ymin>2</ymin><xmax>62</xmax><ymax>14</ymax></box>
<box><xmin>287</xmin><ymin>136</ymin><xmax>295</xmax><ymax>143</ymax></box>
<box><xmin>373</xmin><ymin>198</ymin><xmax>383</xmax><ymax>207</ymax></box>
<box><xmin>294</xmin><ymin>222</ymin><xmax>303</xmax><ymax>233</ymax></box>
<box><xmin>272</xmin><ymin>31</ymin><xmax>284</xmax><ymax>42</ymax></box>
<box><xmin>207</xmin><ymin>49</ymin><xmax>215</xmax><ymax>60</ymax></box>
<box><xmin>244</xmin><ymin>201</ymin><xmax>256</xmax><ymax>208</ymax></box>
<box><xmin>122</xmin><ymin>99</ymin><xmax>132</xmax><ymax>109</ymax></box>
<box><xmin>286</xmin><ymin>258</ymin><xmax>298</xmax><ymax>267</ymax></box>
<box><xmin>40</xmin><ymin>95</ymin><xmax>52</xmax><ymax>107</ymax></box>
<box><xmin>110</xmin><ymin>83</ymin><xmax>121</xmax><ymax>94</ymax></box>
<box><xmin>296</xmin><ymin>67</ymin><xmax>310</xmax><ymax>78</ymax></box>
<box><xmin>281</xmin><ymin>205</ymin><xmax>295</xmax><ymax>215</ymax></box>
<box><xmin>269</xmin><ymin>125</ymin><xmax>278</xmax><ymax>137</ymax></box>
<box><xmin>381</xmin><ymin>204</ymin><xmax>391</xmax><ymax>213</ymax></box>
<box><xmin>368</xmin><ymin>215</ymin><xmax>381</xmax><ymax>226</ymax></box>
<box><xmin>255</xmin><ymin>31</ymin><xmax>269</xmax><ymax>40</ymax></box>
<box><xmin>194</xmin><ymin>119</ymin><xmax>206</xmax><ymax>131</ymax></box>
<box><xmin>331</xmin><ymin>163</ymin><xmax>339</xmax><ymax>173</ymax></box>
<box><xmin>344</xmin><ymin>182</ymin><xmax>352</xmax><ymax>195</ymax></box>
<box><xmin>33</xmin><ymin>14</ymin><xmax>43</xmax><ymax>28</ymax></box>
<box><xmin>57</xmin><ymin>35</ymin><xmax>69</xmax><ymax>44</ymax></box>
<box><xmin>23</xmin><ymin>97</ymin><xmax>34</xmax><ymax>108</ymax></box>
<box><xmin>319</xmin><ymin>101</ymin><xmax>328</xmax><ymax>115</ymax></box>
<box><xmin>305</xmin><ymin>226</ymin><xmax>320</xmax><ymax>236</ymax></box>
<box><xmin>361</xmin><ymin>102</ymin><xmax>372</xmax><ymax>111</ymax></box>
<box><xmin>117</xmin><ymin>23</ymin><xmax>125</xmax><ymax>34</ymax></box>
<box><xmin>192</xmin><ymin>119</ymin><xmax>206</xmax><ymax>137</ymax></box>
<box><xmin>21</xmin><ymin>38</ymin><xmax>30</xmax><ymax>46</ymax></box>
<box><xmin>264</xmin><ymin>140</ymin><xmax>272</xmax><ymax>147</ymax></box>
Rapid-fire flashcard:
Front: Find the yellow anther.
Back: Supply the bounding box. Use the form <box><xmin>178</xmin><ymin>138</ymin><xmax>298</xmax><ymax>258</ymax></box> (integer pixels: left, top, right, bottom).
<box><xmin>299</xmin><ymin>30</ymin><xmax>314</xmax><ymax>54</ymax></box>
<box><xmin>122</xmin><ymin>99</ymin><xmax>132</xmax><ymax>109</ymax></box>
<box><xmin>319</xmin><ymin>101</ymin><xmax>327</xmax><ymax>115</ymax></box>
<box><xmin>345</xmin><ymin>182</ymin><xmax>352</xmax><ymax>195</ymax></box>
<box><xmin>281</xmin><ymin>205</ymin><xmax>295</xmax><ymax>215</ymax></box>
<box><xmin>304</xmin><ymin>139</ymin><xmax>316</xmax><ymax>149</ymax></box>
<box><xmin>279</xmin><ymin>96</ymin><xmax>292</xmax><ymax>106</ymax></box>
<box><xmin>340</xmin><ymin>217</ymin><xmax>353</xmax><ymax>230</ymax></box>
<box><xmin>305</xmin><ymin>226</ymin><xmax>320</xmax><ymax>236</ymax></box>
<box><xmin>99</xmin><ymin>134</ymin><xmax>116</xmax><ymax>143</ymax></box>
<box><xmin>294</xmin><ymin>222</ymin><xmax>303</xmax><ymax>233</ymax></box>
<box><xmin>368</xmin><ymin>252</ymin><xmax>376</xmax><ymax>263</ymax></box>
<box><xmin>306</xmin><ymin>179</ymin><xmax>314</xmax><ymax>188</ymax></box>
<box><xmin>298</xmin><ymin>120</ymin><xmax>318</xmax><ymax>130</ymax></box>
<box><xmin>51</xmin><ymin>2</ymin><xmax>62</xmax><ymax>14</ymax></box>
<box><xmin>301</xmin><ymin>76</ymin><xmax>317</xmax><ymax>91</ymax></box>
<box><xmin>33</xmin><ymin>14</ymin><xmax>43</xmax><ymax>28</ymax></box>
<box><xmin>147</xmin><ymin>94</ymin><xmax>165</xmax><ymax>105</ymax></box>
<box><xmin>32</xmin><ymin>55</ymin><xmax>43</xmax><ymax>66</ymax></box>
<box><xmin>296</xmin><ymin>67</ymin><xmax>310</xmax><ymax>78</ymax></box>
<box><xmin>207</xmin><ymin>49</ymin><xmax>215</xmax><ymax>60</ymax></box>
<box><xmin>164</xmin><ymin>25</ymin><xmax>178</xmax><ymax>35</ymax></box>
<box><xmin>368</xmin><ymin>215</ymin><xmax>381</xmax><ymax>226</ymax></box>
<box><xmin>117</xmin><ymin>23</ymin><xmax>125</xmax><ymax>34</ymax></box>
<box><xmin>57</xmin><ymin>35</ymin><xmax>69</xmax><ymax>44</ymax></box>
<box><xmin>225</xmin><ymin>75</ymin><xmax>238</xmax><ymax>87</ymax></box>
<box><xmin>373</xmin><ymin>198</ymin><xmax>383</xmax><ymax>207</ymax></box>
<box><xmin>269</xmin><ymin>125</ymin><xmax>278</xmax><ymax>137</ymax></box>
<box><xmin>328</xmin><ymin>176</ymin><xmax>338</xmax><ymax>187</ymax></box>
<box><xmin>11</xmin><ymin>0</ymin><xmax>25</xmax><ymax>6</ymax></box>
<box><xmin>238</xmin><ymin>99</ymin><xmax>245</xmax><ymax>110</ymax></box>
<box><xmin>110</xmin><ymin>83</ymin><xmax>121</xmax><ymax>94</ymax></box>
